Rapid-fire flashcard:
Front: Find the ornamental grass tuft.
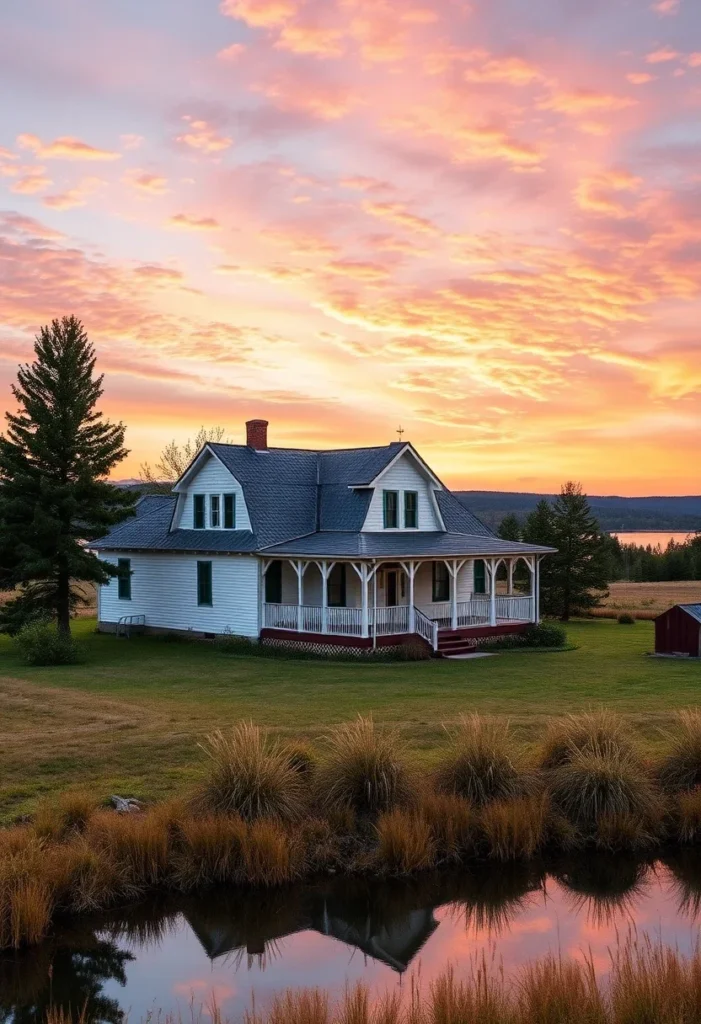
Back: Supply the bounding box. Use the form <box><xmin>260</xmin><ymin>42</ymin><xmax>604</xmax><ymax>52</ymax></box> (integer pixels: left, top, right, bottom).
<box><xmin>318</xmin><ymin>715</ymin><xmax>415</xmax><ymax>816</ymax></box>
<box><xmin>198</xmin><ymin>721</ymin><xmax>306</xmax><ymax>822</ymax></box>
<box><xmin>435</xmin><ymin>714</ymin><xmax>535</xmax><ymax>808</ymax></box>
<box><xmin>658</xmin><ymin>710</ymin><xmax>701</xmax><ymax>794</ymax></box>
<box><xmin>548</xmin><ymin>741</ymin><xmax>660</xmax><ymax>832</ymax></box>
<box><xmin>539</xmin><ymin>709</ymin><xmax>633</xmax><ymax>774</ymax></box>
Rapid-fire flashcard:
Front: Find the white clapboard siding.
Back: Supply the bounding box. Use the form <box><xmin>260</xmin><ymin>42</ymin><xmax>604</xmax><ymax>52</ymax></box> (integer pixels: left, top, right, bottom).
<box><xmin>362</xmin><ymin>452</ymin><xmax>442</xmax><ymax>532</ymax></box>
<box><xmin>99</xmin><ymin>553</ymin><xmax>259</xmax><ymax>636</ymax></box>
<box><xmin>177</xmin><ymin>453</ymin><xmax>252</xmax><ymax>531</ymax></box>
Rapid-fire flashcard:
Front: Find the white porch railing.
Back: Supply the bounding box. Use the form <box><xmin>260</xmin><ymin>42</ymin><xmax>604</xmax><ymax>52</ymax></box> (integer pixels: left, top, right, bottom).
<box><xmin>415</xmin><ymin>607</ymin><xmax>438</xmax><ymax>651</ymax></box>
<box><xmin>263</xmin><ymin>595</ymin><xmax>533</xmax><ymax>639</ymax></box>
<box><xmin>370</xmin><ymin>605</ymin><xmax>410</xmax><ymax>636</ymax></box>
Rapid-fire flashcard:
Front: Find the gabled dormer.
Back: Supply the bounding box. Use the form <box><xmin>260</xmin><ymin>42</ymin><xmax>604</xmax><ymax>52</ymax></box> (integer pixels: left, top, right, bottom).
<box><xmin>170</xmin><ymin>445</ymin><xmax>252</xmax><ymax>533</ymax></box>
<box><xmin>359</xmin><ymin>444</ymin><xmax>446</xmax><ymax>532</ymax></box>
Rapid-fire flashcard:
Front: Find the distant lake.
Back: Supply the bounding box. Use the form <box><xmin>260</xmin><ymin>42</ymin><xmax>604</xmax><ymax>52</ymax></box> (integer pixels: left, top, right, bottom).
<box><xmin>611</xmin><ymin>531</ymin><xmax>696</xmax><ymax>548</ymax></box>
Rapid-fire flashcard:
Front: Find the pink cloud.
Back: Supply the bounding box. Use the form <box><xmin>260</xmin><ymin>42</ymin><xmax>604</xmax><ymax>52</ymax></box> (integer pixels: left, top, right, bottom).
<box><xmin>651</xmin><ymin>0</ymin><xmax>680</xmax><ymax>13</ymax></box>
<box><xmin>10</xmin><ymin>170</ymin><xmax>52</xmax><ymax>194</ymax></box>
<box><xmin>17</xmin><ymin>133</ymin><xmax>121</xmax><ymax>161</ymax></box>
<box><xmin>167</xmin><ymin>212</ymin><xmax>221</xmax><ymax>230</ymax></box>
<box><xmin>646</xmin><ymin>46</ymin><xmax>681</xmax><ymax>63</ymax></box>
<box><xmin>176</xmin><ymin>116</ymin><xmax>233</xmax><ymax>153</ymax></box>
<box><xmin>627</xmin><ymin>72</ymin><xmax>656</xmax><ymax>84</ymax></box>
<box><xmin>123</xmin><ymin>169</ymin><xmax>170</xmax><ymax>194</ymax></box>
<box><xmin>220</xmin><ymin>0</ymin><xmax>297</xmax><ymax>28</ymax></box>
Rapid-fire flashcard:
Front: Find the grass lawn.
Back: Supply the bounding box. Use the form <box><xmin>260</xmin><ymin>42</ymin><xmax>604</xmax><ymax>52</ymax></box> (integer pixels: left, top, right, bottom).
<box><xmin>0</xmin><ymin>617</ymin><xmax>699</xmax><ymax>820</ymax></box>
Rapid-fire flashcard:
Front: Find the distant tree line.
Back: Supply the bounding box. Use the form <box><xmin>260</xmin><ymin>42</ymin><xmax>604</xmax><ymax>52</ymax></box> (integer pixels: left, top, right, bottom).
<box><xmin>602</xmin><ymin>534</ymin><xmax>701</xmax><ymax>582</ymax></box>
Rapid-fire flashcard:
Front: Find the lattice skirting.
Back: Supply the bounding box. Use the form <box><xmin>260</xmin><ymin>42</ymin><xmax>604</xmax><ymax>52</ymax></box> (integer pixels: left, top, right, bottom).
<box><xmin>261</xmin><ymin>636</ymin><xmax>405</xmax><ymax>658</ymax></box>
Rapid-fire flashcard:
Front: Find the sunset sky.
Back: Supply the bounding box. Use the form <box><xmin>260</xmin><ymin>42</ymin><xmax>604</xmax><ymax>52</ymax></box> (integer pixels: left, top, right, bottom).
<box><xmin>1</xmin><ymin>0</ymin><xmax>700</xmax><ymax>493</ymax></box>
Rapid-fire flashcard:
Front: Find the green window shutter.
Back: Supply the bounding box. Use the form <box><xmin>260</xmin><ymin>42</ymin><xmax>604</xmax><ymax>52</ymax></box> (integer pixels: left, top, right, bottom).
<box><xmin>197</xmin><ymin>561</ymin><xmax>213</xmax><ymax>606</ymax></box>
<box><xmin>193</xmin><ymin>494</ymin><xmax>205</xmax><ymax>529</ymax></box>
<box><xmin>223</xmin><ymin>493</ymin><xmax>236</xmax><ymax>530</ymax></box>
<box><xmin>474</xmin><ymin>559</ymin><xmax>487</xmax><ymax>594</ymax></box>
<box><xmin>383</xmin><ymin>490</ymin><xmax>398</xmax><ymax>529</ymax></box>
<box><xmin>117</xmin><ymin>558</ymin><xmax>131</xmax><ymax>600</ymax></box>
<box><xmin>404</xmin><ymin>491</ymin><xmax>418</xmax><ymax>528</ymax></box>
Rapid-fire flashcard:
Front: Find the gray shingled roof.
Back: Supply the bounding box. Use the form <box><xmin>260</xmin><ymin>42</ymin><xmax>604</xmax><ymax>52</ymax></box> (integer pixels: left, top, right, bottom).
<box><xmin>680</xmin><ymin>604</ymin><xmax>701</xmax><ymax>624</ymax></box>
<box><xmin>95</xmin><ymin>442</ymin><xmax>507</xmax><ymax>556</ymax></box>
<box><xmin>261</xmin><ymin>531</ymin><xmax>555</xmax><ymax>559</ymax></box>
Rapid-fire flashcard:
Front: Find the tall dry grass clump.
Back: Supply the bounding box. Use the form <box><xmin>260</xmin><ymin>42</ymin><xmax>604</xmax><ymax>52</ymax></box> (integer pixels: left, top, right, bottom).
<box><xmin>480</xmin><ymin>794</ymin><xmax>551</xmax><ymax>861</ymax></box>
<box><xmin>198</xmin><ymin>721</ymin><xmax>306</xmax><ymax>821</ymax></box>
<box><xmin>658</xmin><ymin>710</ymin><xmax>701</xmax><ymax>794</ymax></box>
<box><xmin>539</xmin><ymin>709</ymin><xmax>633</xmax><ymax>773</ymax></box>
<box><xmin>33</xmin><ymin>788</ymin><xmax>100</xmax><ymax>841</ymax></box>
<box><xmin>375</xmin><ymin>809</ymin><xmax>435</xmax><ymax>874</ymax></box>
<box><xmin>435</xmin><ymin>714</ymin><xmax>534</xmax><ymax>808</ymax></box>
<box><xmin>173</xmin><ymin>813</ymin><xmax>247</xmax><ymax>889</ymax></box>
<box><xmin>517</xmin><ymin>954</ymin><xmax>605</xmax><ymax>1024</ymax></box>
<box><xmin>548</xmin><ymin>741</ymin><xmax>660</xmax><ymax>835</ymax></box>
<box><xmin>416</xmin><ymin>793</ymin><xmax>475</xmax><ymax>861</ymax></box>
<box><xmin>318</xmin><ymin>716</ymin><xmax>415</xmax><ymax>816</ymax></box>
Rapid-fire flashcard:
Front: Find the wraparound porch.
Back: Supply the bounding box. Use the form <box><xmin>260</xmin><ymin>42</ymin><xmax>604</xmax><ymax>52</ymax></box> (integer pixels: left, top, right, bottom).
<box><xmin>260</xmin><ymin>555</ymin><xmax>542</xmax><ymax>651</ymax></box>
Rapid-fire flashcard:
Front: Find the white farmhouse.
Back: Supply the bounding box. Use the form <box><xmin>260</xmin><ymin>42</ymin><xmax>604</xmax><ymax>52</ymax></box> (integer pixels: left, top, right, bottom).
<box><xmin>94</xmin><ymin>420</ymin><xmax>555</xmax><ymax>655</ymax></box>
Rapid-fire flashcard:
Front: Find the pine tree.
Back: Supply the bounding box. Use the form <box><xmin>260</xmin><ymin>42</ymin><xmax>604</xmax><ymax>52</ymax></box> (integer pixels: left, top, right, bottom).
<box><xmin>498</xmin><ymin>513</ymin><xmax>521</xmax><ymax>541</ymax></box>
<box><xmin>522</xmin><ymin>498</ymin><xmax>558</xmax><ymax>615</ymax></box>
<box><xmin>549</xmin><ymin>481</ymin><xmax>609</xmax><ymax>620</ymax></box>
<box><xmin>0</xmin><ymin>316</ymin><xmax>135</xmax><ymax>634</ymax></box>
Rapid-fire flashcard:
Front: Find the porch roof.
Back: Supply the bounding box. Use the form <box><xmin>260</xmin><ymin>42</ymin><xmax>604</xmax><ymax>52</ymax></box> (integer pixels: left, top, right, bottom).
<box><xmin>260</xmin><ymin>531</ymin><xmax>556</xmax><ymax>559</ymax></box>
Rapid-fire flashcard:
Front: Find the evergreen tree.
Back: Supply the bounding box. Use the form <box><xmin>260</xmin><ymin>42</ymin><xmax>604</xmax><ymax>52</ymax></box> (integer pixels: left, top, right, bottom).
<box><xmin>498</xmin><ymin>513</ymin><xmax>521</xmax><ymax>541</ymax></box>
<box><xmin>549</xmin><ymin>481</ymin><xmax>609</xmax><ymax>620</ymax></box>
<box><xmin>522</xmin><ymin>499</ymin><xmax>558</xmax><ymax>614</ymax></box>
<box><xmin>0</xmin><ymin>316</ymin><xmax>135</xmax><ymax>634</ymax></box>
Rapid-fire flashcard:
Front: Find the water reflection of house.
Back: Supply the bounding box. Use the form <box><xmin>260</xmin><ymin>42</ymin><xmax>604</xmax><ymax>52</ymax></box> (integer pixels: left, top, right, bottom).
<box><xmin>183</xmin><ymin>883</ymin><xmax>439</xmax><ymax>973</ymax></box>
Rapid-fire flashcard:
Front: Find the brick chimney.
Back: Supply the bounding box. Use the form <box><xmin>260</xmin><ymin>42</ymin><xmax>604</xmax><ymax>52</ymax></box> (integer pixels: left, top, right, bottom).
<box><xmin>246</xmin><ymin>419</ymin><xmax>269</xmax><ymax>450</ymax></box>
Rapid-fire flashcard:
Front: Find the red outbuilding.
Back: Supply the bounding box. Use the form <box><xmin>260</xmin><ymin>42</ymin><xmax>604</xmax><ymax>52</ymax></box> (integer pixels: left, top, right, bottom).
<box><xmin>654</xmin><ymin>604</ymin><xmax>701</xmax><ymax>658</ymax></box>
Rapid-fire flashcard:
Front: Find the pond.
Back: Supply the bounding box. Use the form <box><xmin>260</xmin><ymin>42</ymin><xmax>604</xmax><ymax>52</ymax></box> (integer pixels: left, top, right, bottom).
<box><xmin>3</xmin><ymin>854</ymin><xmax>701</xmax><ymax>1022</ymax></box>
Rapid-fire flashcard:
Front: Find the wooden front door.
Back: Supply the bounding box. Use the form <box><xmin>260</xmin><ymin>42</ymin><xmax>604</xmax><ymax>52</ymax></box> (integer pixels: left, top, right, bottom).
<box><xmin>386</xmin><ymin>570</ymin><xmax>398</xmax><ymax>606</ymax></box>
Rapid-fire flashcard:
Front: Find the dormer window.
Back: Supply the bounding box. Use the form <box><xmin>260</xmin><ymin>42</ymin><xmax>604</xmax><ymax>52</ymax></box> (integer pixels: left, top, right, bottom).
<box><xmin>404</xmin><ymin>491</ymin><xmax>418</xmax><ymax>529</ymax></box>
<box><xmin>193</xmin><ymin>494</ymin><xmax>205</xmax><ymax>529</ymax></box>
<box><xmin>383</xmin><ymin>490</ymin><xmax>398</xmax><ymax>529</ymax></box>
<box><xmin>210</xmin><ymin>495</ymin><xmax>220</xmax><ymax>528</ymax></box>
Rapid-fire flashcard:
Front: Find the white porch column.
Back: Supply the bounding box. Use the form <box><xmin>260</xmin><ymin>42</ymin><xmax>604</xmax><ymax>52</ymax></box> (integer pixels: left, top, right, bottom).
<box><xmin>443</xmin><ymin>559</ymin><xmax>466</xmax><ymax>631</ymax></box>
<box><xmin>400</xmin><ymin>561</ymin><xmax>418</xmax><ymax>633</ymax></box>
<box><xmin>316</xmin><ymin>561</ymin><xmax>335</xmax><ymax>634</ymax></box>
<box><xmin>534</xmin><ymin>558</ymin><xmax>540</xmax><ymax>623</ymax></box>
<box><xmin>350</xmin><ymin>562</ymin><xmax>372</xmax><ymax>638</ymax></box>
<box><xmin>507</xmin><ymin>559</ymin><xmax>515</xmax><ymax>596</ymax></box>
<box><xmin>489</xmin><ymin>558</ymin><xmax>497</xmax><ymax>627</ymax></box>
<box><xmin>292</xmin><ymin>559</ymin><xmax>309</xmax><ymax>632</ymax></box>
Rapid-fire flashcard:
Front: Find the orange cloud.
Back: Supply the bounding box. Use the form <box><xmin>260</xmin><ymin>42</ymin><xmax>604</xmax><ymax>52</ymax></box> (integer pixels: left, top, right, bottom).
<box><xmin>362</xmin><ymin>200</ymin><xmax>440</xmax><ymax>235</ymax></box>
<box><xmin>17</xmin><ymin>133</ymin><xmax>120</xmax><ymax>161</ymax></box>
<box><xmin>220</xmin><ymin>0</ymin><xmax>296</xmax><ymax>28</ymax></box>
<box><xmin>275</xmin><ymin>23</ymin><xmax>345</xmax><ymax>56</ymax></box>
<box><xmin>326</xmin><ymin>259</ymin><xmax>391</xmax><ymax>281</ymax></box>
<box><xmin>176</xmin><ymin>116</ymin><xmax>233</xmax><ymax>153</ymax></box>
<box><xmin>167</xmin><ymin>213</ymin><xmax>221</xmax><ymax>230</ymax></box>
<box><xmin>123</xmin><ymin>170</ymin><xmax>170</xmax><ymax>194</ymax></box>
<box><xmin>10</xmin><ymin>170</ymin><xmax>52</xmax><ymax>194</ymax></box>
<box><xmin>541</xmin><ymin>89</ymin><xmax>636</xmax><ymax>114</ymax></box>
<box><xmin>42</xmin><ymin>177</ymin><xmax>102</xmax><ymax>210</ymax></box>
<box><xmin>646</xmin><ymin>46</ymin><xmax>680</xmax><ymax>63</ymax></box>
<box><xmin>627</xmin><ymin>72</ymin><xmax>656</xmax><ymax>84</ymax></box>
<box><xmin>464</xmin><ymin>56</ymin><xmax>546</xmax><ymax>86</ymax></box>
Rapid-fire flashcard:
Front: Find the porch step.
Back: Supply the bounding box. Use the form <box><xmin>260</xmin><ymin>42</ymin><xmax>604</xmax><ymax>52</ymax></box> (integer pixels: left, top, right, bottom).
<box><xmin>437</xmin><ymin>637</ymin><xmax>479</xmax><ymax>657</ymax></box>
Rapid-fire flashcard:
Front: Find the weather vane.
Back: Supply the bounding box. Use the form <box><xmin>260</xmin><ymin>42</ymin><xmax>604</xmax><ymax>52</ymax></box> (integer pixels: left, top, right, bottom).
<box><xmin>397</xmin><ymin>424</ymin><xmax>405</xmax><ymax>440</ymax></box>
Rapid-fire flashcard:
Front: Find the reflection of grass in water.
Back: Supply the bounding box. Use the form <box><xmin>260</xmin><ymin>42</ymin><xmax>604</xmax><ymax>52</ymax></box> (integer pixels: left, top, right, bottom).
<box><xmin>661</xmin><ymin>850</ymin><xmax>701</xmax><ymax>921</ymax></box>
<box><xmin>100</xmin><ymin>897</ymin><xmax>182</xmax><ymax>950</ymax></box>
<box><xmin>552</xmin><ymin>856</ymin><xmax>652</xmax><ymax>928</ymax></box>
<box><xmin>226</xmin><ymin>938</ymin><xmax>286</xmax><ymax>973</ymax></box>
<box><xmin>449</xmin><ymin>861</ymin><xmax>546</xmax><ymax>937</ymax></box>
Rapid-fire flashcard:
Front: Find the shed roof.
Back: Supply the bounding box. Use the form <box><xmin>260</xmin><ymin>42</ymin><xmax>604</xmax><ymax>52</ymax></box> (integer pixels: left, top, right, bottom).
<box><xmin>680</xmin><ymin>604</ymin><xmax>701</xmax><ymax>624</ymax></box>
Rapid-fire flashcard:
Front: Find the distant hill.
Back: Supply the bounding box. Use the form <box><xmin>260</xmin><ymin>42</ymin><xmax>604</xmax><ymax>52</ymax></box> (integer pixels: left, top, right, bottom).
<box><xmin>455</xmin><ymin>491</ymin><xmax>701</xmax><ymax>533</ymax></box>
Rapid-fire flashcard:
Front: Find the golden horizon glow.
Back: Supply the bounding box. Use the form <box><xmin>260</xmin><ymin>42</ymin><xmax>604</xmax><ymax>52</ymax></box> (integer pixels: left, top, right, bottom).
<box><xmin>0</xmin><ymin>0</ymin><xmax>699</xmax><ymax>494</ymax></box>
